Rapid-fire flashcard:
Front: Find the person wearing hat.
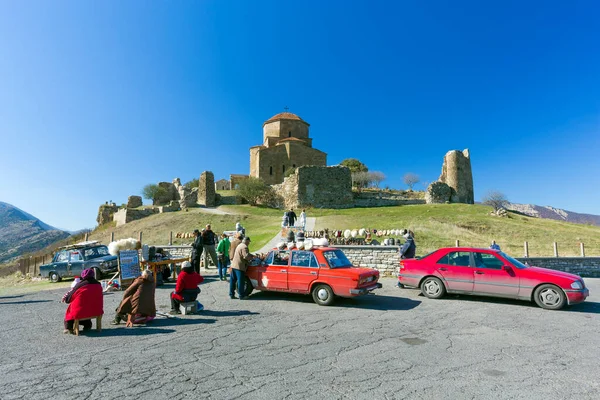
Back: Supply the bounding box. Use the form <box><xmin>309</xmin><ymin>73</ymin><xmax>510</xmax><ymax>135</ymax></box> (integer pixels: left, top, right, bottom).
<box><xmin>190</xmin><ymin>229</ymin><xmax>204</xmax><ymax>274</ymax></box>
<box><xmin>399</xmin><ymin>230</ymin><xmax>416</xmax><ymax>259</ymax></box>
<box><xmin>61</xmin><ymin>268</ymin><xmax>103</xmax><ymax>334</ymax></box>
<box><xmin>230</xmin><ymin>236</ymin><xmax>254</xmax><ymax>300</ymax></box>
<box><xmin>170</xmin><ymin>261</ymin><xmax>203</xmax><ymax>314</ymax></box>
<box><xmin>111</xmin><ymin>269</ymin><xmax>156</xmax><ymax>325</ymax></box>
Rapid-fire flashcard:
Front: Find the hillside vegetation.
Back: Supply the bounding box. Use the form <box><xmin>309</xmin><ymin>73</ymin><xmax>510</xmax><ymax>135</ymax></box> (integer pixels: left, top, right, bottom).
<box><xmin>86</xmin><ymin>204</ymin><xmax>600</xmax><ymax>257</ymax></box>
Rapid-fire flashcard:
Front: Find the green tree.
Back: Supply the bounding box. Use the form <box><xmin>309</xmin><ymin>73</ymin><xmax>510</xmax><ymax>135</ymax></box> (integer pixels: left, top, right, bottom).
<box><xmin>340</xmin><ymin>158</ymin><xmax>368</xmax><ymax>173</ymax></box>
<box><xmin>142</xmin><ymin>184</ymin><xmax>168</xmax><ymax>203</ymax></box>
<box><xmin>184</xmin><ymin>178</ymin><xmax>199</xmax><ymax>190</ymax></box>
<box><xmin>237</xmin><ymin>177</ymin><xmax>271</xmax><ymax>206</ymax></box>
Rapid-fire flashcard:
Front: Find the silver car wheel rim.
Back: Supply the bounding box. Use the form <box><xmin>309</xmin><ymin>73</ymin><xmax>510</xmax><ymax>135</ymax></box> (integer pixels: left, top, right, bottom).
<box><xmin>539</xmin><ymin>288</ymin><xmax>561</xmax><ymax>306</ymax></box>
<box><xmin>317</xmin><ymin>288</ymin><xmax>329</xmax><ymax>301</ymax></box>
<box><xmin>424</xmin><ymin>280</ymin><xmax>440</xmax><ymax>296</ymax></box>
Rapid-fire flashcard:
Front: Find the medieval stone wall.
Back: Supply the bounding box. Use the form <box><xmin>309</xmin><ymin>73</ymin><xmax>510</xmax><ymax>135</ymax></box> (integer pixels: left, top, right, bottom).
<box><xmin>353</xmin><ymin>192</ymin><xmax>426</xmax><ymax>207</ymax></box>
<box><xmin>274</xmin><ymin>166</ymin><xmax>353</xmax><ymax>209</ymax></box>
<box><xmin>97</xmin><ymin>204</ymin><xmax>118</xmax><ymax>225</ymax></box>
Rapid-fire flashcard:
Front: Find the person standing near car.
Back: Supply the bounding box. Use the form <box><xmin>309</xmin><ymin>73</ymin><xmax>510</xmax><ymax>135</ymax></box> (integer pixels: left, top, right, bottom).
<box><xmin>202</xmin><ymin>224</ymin><xmax>219</xmax><ymax>269</ymax></box>
<box><xmin>230</xmin><ymin>236</ymin><xmax>254</xmax><ymax>299</ymax></box>
<box><xmin>399</xmin><ymin>231</ymin><xmax>416</xmax><ymax>259</ymax></box>
<box><xmin>228</xmin><ymin>232</ymin><xmax>244</xmax><ymax>298</ymax></box>
<box><xmin>190</xmin><ymin>229</ymin><xmax>203</xmax><ymax>274</ymax></box>
<box><xmin>216</xmin><ymin>233</ymin><xmax>231</xmax><ymax>281</ymax></box>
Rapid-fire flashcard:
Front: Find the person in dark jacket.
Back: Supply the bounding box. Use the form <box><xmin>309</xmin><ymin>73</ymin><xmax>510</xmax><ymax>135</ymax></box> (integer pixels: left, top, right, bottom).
<box><xmin>202</xmin><ymin>224</ymin><xmax>219</xmax><ymax>269</ymax></box>
<box><xmin>170</xmin><ymin>261</ymin><xmax>204</xmax><ymax>314</ymax></box>
<box><xmin>399</xmin><ymin>231</ymin><xmax>416</xmax><ymax>259</ymax></box>
<box><xmin>190</xmin><ymin>229</ymin><xmax>203</xmax><ymax>273</ymax></box>
<box><xmin>111</xmin><ymin>269</ymin><xmax>156</xmax><ymax>325</ymax></box>
<box><xmin>287</xmin><ymin>209</ymin><xmax>297</xmax><ymax>227</ymax></box>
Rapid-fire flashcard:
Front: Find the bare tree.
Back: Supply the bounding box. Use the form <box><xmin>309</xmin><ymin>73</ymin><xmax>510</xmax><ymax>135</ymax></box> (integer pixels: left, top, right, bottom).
<box><xmin>403</xmin><ymin>173</ymin><xmax>420</xmax><ymax>191</ymax></box>
<box><xmin>351</xmin><ymin>171</ymin><xmax>371</xmax><ymax>192</ymax></box>
<box><xmin>482</xmin><ymin>190</ymin><xmax>508</xmax><ymax>211</ymax></box>
<box><xmin>369</xmin><ymin>171</ymin><xmax>386</xmax><ymax>188</ymax></box>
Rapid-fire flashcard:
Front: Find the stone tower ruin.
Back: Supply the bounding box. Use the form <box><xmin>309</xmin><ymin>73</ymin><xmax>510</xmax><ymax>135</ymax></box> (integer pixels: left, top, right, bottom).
<box><xmin>438</xmin><ymin>149</ymin><xmax>474</xmax><ymax>204</ymax></box>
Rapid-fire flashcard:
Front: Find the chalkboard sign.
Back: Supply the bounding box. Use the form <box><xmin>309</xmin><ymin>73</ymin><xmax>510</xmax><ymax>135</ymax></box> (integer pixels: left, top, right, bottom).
<box><xmin>119</xmin><ymin>250</ymin><xmax>141</xmax><ymax>280</ymax></box>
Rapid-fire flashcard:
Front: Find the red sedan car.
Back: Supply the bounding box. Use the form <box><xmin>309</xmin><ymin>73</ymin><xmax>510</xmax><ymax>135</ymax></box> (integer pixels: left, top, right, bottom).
<box><xmin>398</xmin><ymin>247</ymin><xmax>589</xmax><ymax>310</ymax></box>
<box><xmin>244</xmin><ymin>245</ymin><xmax>381</xmax><ymax>306</ymax></box>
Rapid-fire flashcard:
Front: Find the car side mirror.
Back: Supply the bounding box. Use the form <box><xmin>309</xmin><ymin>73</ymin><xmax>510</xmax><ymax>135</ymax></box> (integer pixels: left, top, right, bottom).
<box><xmin>502</xmin><ymin>265</ymin><xmax>512</xmax><ymax>271</ymax></box>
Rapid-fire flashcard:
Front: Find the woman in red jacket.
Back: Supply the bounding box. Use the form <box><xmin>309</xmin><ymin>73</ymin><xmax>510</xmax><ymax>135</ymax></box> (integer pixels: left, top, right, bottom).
<box><xmin>62</xmin><ymin>268</ymin><xmax>103</xmax><ymax>334</ymax></box>
<box><xmin>170</xmin><ymin>261</ymin><xmax>203</xmax><ymax>314</ymax></box>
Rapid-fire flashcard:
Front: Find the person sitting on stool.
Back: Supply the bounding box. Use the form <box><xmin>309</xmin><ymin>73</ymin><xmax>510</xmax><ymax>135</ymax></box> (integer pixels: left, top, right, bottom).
<box><xmin>170</xmin><ymin>261</ymin><xmax>203</xmax><ymax>314</ymax></box>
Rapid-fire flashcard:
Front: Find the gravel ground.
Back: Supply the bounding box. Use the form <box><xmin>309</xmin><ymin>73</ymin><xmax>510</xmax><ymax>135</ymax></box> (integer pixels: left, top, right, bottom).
<box><xmin>1</xmin><ymin>276</ymin><xmax>599</xmax><ymax>400</ymax></box>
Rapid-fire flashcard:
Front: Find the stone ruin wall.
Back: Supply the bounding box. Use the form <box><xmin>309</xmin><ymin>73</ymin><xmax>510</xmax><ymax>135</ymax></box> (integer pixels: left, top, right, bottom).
<box><xmin>274</xmin><ymin>166</ymin><xmax>353</xmax><ymax>210</ymax></box>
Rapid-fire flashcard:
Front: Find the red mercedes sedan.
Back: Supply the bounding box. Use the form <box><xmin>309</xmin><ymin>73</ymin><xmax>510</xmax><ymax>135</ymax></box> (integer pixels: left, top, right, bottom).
<box><xmin>398</xmin><ymin>247</ymin><xmax>588</xmax><ymax>310</ymax></box>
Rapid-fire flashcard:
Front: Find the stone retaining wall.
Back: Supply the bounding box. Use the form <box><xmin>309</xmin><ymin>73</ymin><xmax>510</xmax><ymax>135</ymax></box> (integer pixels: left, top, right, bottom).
<box><xmin>516</xmin><ymin>257</ymin><xmax>600</xmax><ymax>278</ymax></box>
<box><xmin>337</xmin><ymin>245</ymin><xmax>400</xmax><ymax>275</ymax></box>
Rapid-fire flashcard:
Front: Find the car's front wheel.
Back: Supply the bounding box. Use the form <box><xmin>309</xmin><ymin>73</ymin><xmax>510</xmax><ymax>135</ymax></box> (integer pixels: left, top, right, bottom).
<box><xmin>49</xmin><ymin>272</ymin><xmax>61</xmax><ymax>283</ymax></box>
<box><xmin>312</xmin><ymin>284</ymin><xmax>335</xmax><ymax>306</ymax></box>
<box><xmin>420</xmin><ymin>277</ymin><xmax>446</xmax><ymax>299</ymax></box>
<box><xmin>533</xmin><ymin>284</ymin><xmax>566</xmax><ymax>310</ymax></box>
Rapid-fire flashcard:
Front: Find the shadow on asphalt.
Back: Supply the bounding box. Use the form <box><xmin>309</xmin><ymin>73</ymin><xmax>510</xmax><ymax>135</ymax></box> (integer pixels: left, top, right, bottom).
<box><xmin>92</xmin><ymin>328</ymin><xmax>179</xmax><ymax>336</ymax></box>
<box><xmin>0</xmin><ymin>295</ymin><xmax>26</xmax><ymax>299</ymax></box>
<box><xmin>150</xmin><ymin>317</ymin><xmax>217</xmax><ymax>327</ymax></box>
<box><xmin>199</xmin><ymin>310</ymin><xmax>259</xmax><ymax>317</ymax></box>
<box><xmin>563</xmin><ymin>301</ymin><xmax>600</xmax><ymax>314</ymax></box>
<box><xmin>246</xmin><ymin>291</ymin><xmax>421</xmax><ymax>311</ymax></box>
<box><xmin>412</xmin><ymin>291</ymin><xmax>600</xmax><ymax>313</ymax></box>
<box><xmin>0</xmin><ymin>300</ymin><xmax>53</xmax><ymax>305</ymax></box>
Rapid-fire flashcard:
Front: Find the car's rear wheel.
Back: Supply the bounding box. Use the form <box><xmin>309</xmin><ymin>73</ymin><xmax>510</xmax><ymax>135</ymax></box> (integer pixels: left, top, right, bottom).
<box><xmin>312</xmin><ymin>284</ymin><xmax>335</xmax><ymax>306</ymax></box>
<box><xmin>533</xmin><ymin>284</ymin><xmax>566</xmax><ymax>310</ymax></box>
<box><xmin>93</xmin><ymin>267</ymin><xmax>102</xmax><ymax>280</ymax></box>
<box><xmin>420</xmin><ymin>277</ymin><xmax>445</xmax><ymax>299</ymax></box>
<box><xmin>49</xmin><ymin>272</ymin><xmax>61</xmax><ymax>283</ymax></box>
<box><xmin>243</xmin><ymin>277</ymin><xmax>254</xmax><ymax>297</ymax></box>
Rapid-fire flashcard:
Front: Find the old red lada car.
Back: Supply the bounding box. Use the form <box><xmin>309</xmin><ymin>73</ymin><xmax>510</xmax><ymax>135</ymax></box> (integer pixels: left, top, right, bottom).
<box><xmin>243</xmin><ymin>244</ymin><xmax>381</xmax><ymax>306</ymax></box>
<box><xmin>398</xmin><ymin>247</ymin><xmax>589</xmax><ymax>310</ymax></box>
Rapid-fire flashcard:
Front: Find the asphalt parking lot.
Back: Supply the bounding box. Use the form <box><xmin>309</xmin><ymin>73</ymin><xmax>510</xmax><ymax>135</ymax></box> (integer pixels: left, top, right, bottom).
<box><xmin>1</xmin><ymin>276</ymin><xmax>599</xmax><ymax>400</ymax></box>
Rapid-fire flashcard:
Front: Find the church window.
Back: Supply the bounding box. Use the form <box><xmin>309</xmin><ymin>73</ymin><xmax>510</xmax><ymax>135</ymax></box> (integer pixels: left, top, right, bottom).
<box><xmin>288</xmin><ymin>131</ymin><xmax>291</xmax><ymax>137</ymax></box>
<box><xmin>282</xmin><ymin>165</ymin><xmax>286</xmax><ymax>173</ymax></box>
<box><xmin>293</xmin><ymin>164</ymin><xmax>296</xmax><ymax>168</ymax></box>
<box><xmin>270</xmin><ymin>166</ymin><xmax>273</xmax><ymax>176</ymax></box>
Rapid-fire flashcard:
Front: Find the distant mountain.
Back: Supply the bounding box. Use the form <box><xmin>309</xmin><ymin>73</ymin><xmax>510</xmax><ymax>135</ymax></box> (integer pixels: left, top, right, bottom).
<box><xmin>0</xmin><ymin>202</ymin><xmax>71</xmax><ymax>263</ymax></box>
<box><xmin>506</xmin><ymin>203</ymin><xmax>600</xmax><ymax>226</ymax></box>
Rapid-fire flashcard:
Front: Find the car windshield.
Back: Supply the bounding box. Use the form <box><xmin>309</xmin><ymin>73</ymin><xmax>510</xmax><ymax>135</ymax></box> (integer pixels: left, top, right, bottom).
<box><xmin>84</xmin><ymin>246</ymin><xmax>110</xmax><ymax>260</ymax></box>
<box><xmin>500</xmin><ymin>252</ymin><xmax>529</xmax><ymax>269</ymax></box>
<box><xmin>323</xmin><ymin>249</ymin><xmax>353</xmax><ymax>268</ymax></box>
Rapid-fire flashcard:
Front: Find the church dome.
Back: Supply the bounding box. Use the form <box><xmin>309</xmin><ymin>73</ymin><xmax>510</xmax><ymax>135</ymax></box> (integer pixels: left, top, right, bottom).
<box><xmin>263</xmin><ymin>112</ymin><xmax>308</xmax><ymax>126</ymax></box>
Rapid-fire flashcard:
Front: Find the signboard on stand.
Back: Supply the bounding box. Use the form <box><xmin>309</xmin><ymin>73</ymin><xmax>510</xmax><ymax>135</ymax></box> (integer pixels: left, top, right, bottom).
<box><xmin>118</xmin><ymin>249</ymin><xmax>141</xmax><ymax>287</ymax></box>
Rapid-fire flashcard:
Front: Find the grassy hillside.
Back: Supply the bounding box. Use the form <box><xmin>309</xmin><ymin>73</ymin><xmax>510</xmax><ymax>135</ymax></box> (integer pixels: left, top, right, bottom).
<box><xmin>308</xmin><ymin>204</ymin><xmax>600</xmax><ymax>257</ymax></box>
<box><xmin>57</xmin><ymin>204</ymin><xmax>600</xmax><ymax>258</ymax></box>
<box><xmin>87</xmin><ymin>207</ymin><xmax>281</xmax><ymax>253</ymax></box>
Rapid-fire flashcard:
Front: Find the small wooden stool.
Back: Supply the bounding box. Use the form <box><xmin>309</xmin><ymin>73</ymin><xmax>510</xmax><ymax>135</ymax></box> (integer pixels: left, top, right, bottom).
<box><xmin>73</xmin><ymin>316</ymin><xmax>102</xmax><ymax>336</ymax></box>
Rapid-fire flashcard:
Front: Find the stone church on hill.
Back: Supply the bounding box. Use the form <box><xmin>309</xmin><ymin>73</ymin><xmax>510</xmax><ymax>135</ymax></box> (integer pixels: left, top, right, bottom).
<box><xmin>250</xmin><ymin>111</ymin><xmax>327</xmax><ymax>185</ymax></box>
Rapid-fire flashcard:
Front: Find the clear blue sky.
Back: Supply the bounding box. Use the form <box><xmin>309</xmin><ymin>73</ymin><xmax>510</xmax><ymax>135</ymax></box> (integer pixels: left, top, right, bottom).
<box><xmin>1</xmin><ymin>1</ymin><xmax>598</xmax><ymax>231</ymax></box>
